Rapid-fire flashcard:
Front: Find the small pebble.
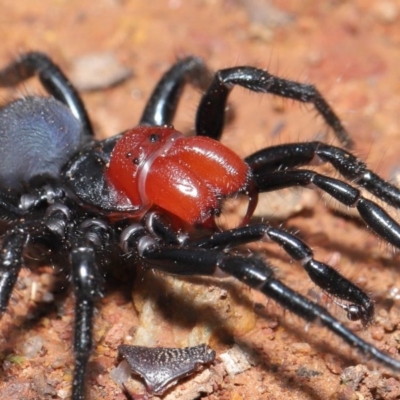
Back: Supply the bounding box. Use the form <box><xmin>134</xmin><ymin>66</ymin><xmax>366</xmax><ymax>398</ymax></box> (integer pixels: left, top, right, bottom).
<box><xmin>20</xmin><ymin>335</ymin><xmax>44</xmax><ymax>358</ymax></box>
<box><xmin>70</xmin><ymin>52</ymin><xmax>132</xmax><ymax>91</ymax></box>
<box><xmin>109</xmin><ymin>360</ymin><xmax>131</xmax><ymax>386</ymax></box>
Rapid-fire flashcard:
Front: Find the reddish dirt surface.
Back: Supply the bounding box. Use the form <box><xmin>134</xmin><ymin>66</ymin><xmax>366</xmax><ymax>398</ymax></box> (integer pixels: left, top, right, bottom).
<box><xmin>1</xmin><ymin>1</ymin><xmax>400</xmax><ymax>399</ymax></box>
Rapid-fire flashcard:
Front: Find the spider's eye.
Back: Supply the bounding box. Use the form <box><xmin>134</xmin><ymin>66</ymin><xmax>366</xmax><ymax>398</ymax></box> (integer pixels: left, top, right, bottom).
<box><xmin>149</xmin><ymin>133</ymin><xmax>160</xmax><ymax>143</ymax></box>
<box><xmin>125</xmin><ymin>151</ymin><xmax>140</xmax><ymax>165</ymax></box>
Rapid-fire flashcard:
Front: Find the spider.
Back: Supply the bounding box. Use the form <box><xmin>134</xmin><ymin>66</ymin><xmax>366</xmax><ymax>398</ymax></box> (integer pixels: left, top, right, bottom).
<box><xmin>1</xmin><ymin>52</ymin><xmax>400</xmax><ymax>399</ymax></box>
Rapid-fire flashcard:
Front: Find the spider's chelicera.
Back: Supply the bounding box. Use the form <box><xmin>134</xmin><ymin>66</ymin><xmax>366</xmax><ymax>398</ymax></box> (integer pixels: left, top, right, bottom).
<box><xmin>1</xmin><ymin>52</ymin><xmax>400</xmax><ymax>399</ymax></box>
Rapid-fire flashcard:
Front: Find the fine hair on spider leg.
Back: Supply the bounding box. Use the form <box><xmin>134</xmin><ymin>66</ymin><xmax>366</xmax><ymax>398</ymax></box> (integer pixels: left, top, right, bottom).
<box><xmin>1</xmin><ymin>52</ymin><xmax>400</xmax><ymax>399</ymax></box>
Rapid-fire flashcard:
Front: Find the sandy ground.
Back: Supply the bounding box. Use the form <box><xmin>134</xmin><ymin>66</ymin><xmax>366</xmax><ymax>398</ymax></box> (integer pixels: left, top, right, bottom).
<box><xmin>1</xmin><ymin>1</ymin><xmax>400</xmax><ymax>399</ymax></box>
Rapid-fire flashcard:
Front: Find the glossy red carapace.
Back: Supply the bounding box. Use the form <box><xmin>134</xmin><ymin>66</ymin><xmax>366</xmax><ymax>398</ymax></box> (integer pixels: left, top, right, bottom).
<box><xmin>107</xmin><ymin>126</ymin><xmax>253</xmax><ymax>226</ymax></box>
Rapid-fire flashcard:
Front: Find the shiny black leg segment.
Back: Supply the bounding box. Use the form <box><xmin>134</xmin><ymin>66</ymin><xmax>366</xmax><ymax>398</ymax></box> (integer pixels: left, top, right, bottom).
<box><xmin>0</xmin><ymin>52</ymin><xmax>93</xmax><ymax>137</ymax></box>
<box><xmin>0</xmin><ymin>211</ymin><xmax>64</xmax><ymax>316</ymax></box>
<box><xmin>141</xmin><ymin>214</ymin><xmax>372</xmax><ymax>323</ymax></box>
<box><xmin>70</xmin><ymin>247</ymin><xmax>102</xmax><ymax>400</ymax></box>
<box><xmin>0</xmin><ymin>227</ymin><xmax>28</xmax><ymax>314</ymax></box>
<box><xmin>140</xmin><ymin>244</ymin><xmax>400</xmax><ymax>371</ymax></box>
<box><xmin>246</xmin><ymin>141</ymin><xmax>400</xmax><ymax>209</ymax></box>
<box><xmin>195</xmin><ymin>68</ymin><xmax>352</xmax><ymax>146</ymax></box>
<box><xmin>188</xmin><ymin>223</ymin><xmax>373</xmax><ymax>324</ymax></box>
<box><xmin>259</xmin><ymin>276</ymin><xmax>400</xmax><ymax>371</ymax></box>
<box><xmin>139</xmin><ymin>60</ymin><xmax>351</xmax><ymax>146</ymax></box>
<box><xmin>70</xmin><ymin>220</ymin><xmax>107</xmax><ymax>400</ymax></box>
<box><xmin>255</xmin><ymin>169</ymin><xmax>400</xmax><ymax>248</ymax></box>
<box><xmin>140</xmin><ymin>57</ymin><xmax>212</xmax><ymax>126</ymax></box>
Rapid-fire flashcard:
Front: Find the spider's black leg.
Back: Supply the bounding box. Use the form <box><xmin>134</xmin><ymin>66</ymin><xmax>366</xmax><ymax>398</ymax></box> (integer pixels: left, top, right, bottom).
<box><xmin>138</xmin><ymin>213</ymin><xmax>372</xmax><ymax>324</ymax></box>
<box><xmin>0</xmin><ymin>52</ymin><xmax>93</xmax><ymax>137</ymax></box>
<box><xmin>255</xmin><ymin>169</ymin><xmax>400</xmax><ymax>250</ymax></box>
<box><xmin>70</xmin><ymin>219</ymin><xmax>108</xmax><ymax>400</ymax></box>
<box><xmin>246</xmin><ymin>141</ymin><xmax>400</xmax><ymax>209</ymax></box>
<box><xmin>70</xmin><ymin>247</ymin><xmax>100</xmax><ymax>400</ymax></box>
<box><xmin>136</xmin><ymin>216</ymin><xmax>372</xmax><ymax>323</ymax></box>
<box><xmin>0</xmin><ymin>227</ymin><xmax>29</xmax><ymax>314</ymax></box>
<box><xmin>140</xmin><ymin>56</ymin><xmax>212</xmax><ymax>126</ymax></box>
<box><xmin>134</xmin><ymin>214</ymin><xmax>371</xmax><ymax>324</ymax></box>
<box><xmin>0</xmin><ymin>203</ymin><xmax>69</xmax><ymax>314</ymax></box>
<box><xmin>188</xmin><ymin>223</ymin><xmax>373</xmax><ymax>324</ymax></box>
<box><xmin>195</xmin><ymin>67</ymin><xmax>352</xmax><ymax>147</ymax></box>
<box><xmin>131</xmin><ymin>239</ymin><xmax>400</xmax><ymax>371</ymax></box>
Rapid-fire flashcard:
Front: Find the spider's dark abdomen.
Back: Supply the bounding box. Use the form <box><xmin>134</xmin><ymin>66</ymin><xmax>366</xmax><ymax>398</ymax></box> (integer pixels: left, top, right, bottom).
<box><xmin>0</xmin><ymin>96</ymin><xmax>82</xmax><ymax>192</ymax></box>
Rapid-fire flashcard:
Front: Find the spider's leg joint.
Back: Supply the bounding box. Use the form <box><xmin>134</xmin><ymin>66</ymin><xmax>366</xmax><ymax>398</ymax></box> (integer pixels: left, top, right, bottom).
<box><xmin>138</xmin><ymin>235</ymin><xmax>157</xmax><ymax>257</ymax></box>
<box><xmin>120</xmin><ymin>224</ymin><xmax>147</xmax><ymax>252</ymax></box>
<box><xmin>44</xmin><ymin>202</ymin><xmax>71</xmax><ymax>237</ymax></box>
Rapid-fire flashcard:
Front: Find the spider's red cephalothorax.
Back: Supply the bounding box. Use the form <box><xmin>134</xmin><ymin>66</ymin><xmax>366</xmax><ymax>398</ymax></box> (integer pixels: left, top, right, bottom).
<box><xmin>107</xmin><ymin>125</ymin><xmax>253</xmax><ymax>227</ymax></box>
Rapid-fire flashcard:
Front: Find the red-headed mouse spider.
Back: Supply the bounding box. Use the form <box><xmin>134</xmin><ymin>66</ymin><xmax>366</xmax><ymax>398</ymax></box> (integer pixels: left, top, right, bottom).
<box><xmin>1</xmin><ymin>52</ymin><xmax>400</xmax><ymax>399</ymax></box>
